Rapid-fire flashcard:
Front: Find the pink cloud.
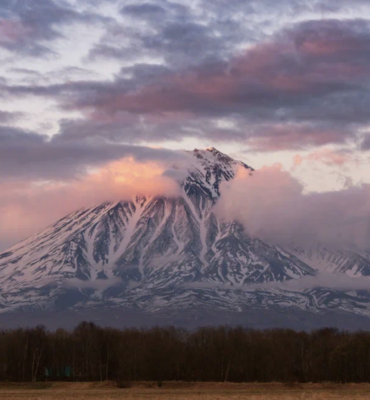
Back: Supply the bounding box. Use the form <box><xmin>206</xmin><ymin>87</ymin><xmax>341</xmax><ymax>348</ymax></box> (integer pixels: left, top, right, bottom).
<box><xmin>247</xmin><ymin>124</ymin><xmax>348</xmax><ymax>151</ymax></box>
<box><xmin>70</xmin><ymin>33</ymin><xmax>367</xmax><ymax>117</ymax></box>
<box><xmin>10</xmin><ymin>19</ymin><xmax>366</xmax><ymax>152</ymax></box>
<box><xmin>291</xmin><ymin>148</ymin><xmax>355</xmax><ymax>170</ymax></box>
<box><xmin>292</xmin><ymin>154</ymin><xmax>303</xmax><ymax>169</ymax></box>
<box><xmin>306</xmin><ymin>148</ymin><xmax>353</xmax><ymax>166</ymax></box>
<box><xmin>0</xmin><ymin>19</ymin><xmax>31</xmax><ymax>43</ymax></box>
<box><xmin>0</xmin><ymin>158</ymin><xmax>180</xmax><ymax>249</ymax></box>
<box><xmin>215</xmin><ymin>165</ymin><xmax>370</xmax><ymax>249</ymax></box>
<box><xmin>296</xmin><ymin>26</ymin><xmax>370</xmax><ymax>57</ymax></box>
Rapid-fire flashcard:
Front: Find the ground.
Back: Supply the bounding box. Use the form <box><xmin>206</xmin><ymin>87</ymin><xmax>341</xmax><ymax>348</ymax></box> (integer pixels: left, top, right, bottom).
<box><xmin>0</xmin><ymin>382</ymin><xmax>369</xmax><ymax>399</ymax></box>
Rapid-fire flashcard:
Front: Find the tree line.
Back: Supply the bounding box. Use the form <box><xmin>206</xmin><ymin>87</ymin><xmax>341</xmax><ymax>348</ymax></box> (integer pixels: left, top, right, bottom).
<box><xmin>0</xmin><ymin>323</ymin><xmax>370</xmax><ymax>383</ymax></box>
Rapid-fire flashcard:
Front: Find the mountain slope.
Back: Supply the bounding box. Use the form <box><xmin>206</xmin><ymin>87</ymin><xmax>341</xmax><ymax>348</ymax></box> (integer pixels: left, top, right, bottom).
<box><xmin>0</xmin><ymin>147</ymin><xmax>370</xmax><ymax>326</ymax></box>
<box><xmin>289</xmin><ymin>246</ymin><xmax>370</xmax><ymax>276</ymax></box>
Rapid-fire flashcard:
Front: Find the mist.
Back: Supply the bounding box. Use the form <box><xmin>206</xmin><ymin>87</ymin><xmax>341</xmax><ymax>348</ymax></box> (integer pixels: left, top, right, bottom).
<box><xmin>215</xmin><ymin>165</ymin><xmax>370</xmax><ymax>250</ymax></box>
<box><xmin>185</xmin><ymin>273</ymin><xmax>370</xmax><ymax>292</ymax></box>
<box><xmin>0</xmin><ymin>157</ymin><xmax>181</xmax><ymax>251</ymax></box>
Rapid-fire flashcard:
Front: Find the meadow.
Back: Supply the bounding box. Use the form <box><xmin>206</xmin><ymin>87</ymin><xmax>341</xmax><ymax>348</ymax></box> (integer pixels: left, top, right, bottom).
<box><xmin>0</xmin><ymin>382</ymin><xmax>370</xmax><ymax>400</ymax></box>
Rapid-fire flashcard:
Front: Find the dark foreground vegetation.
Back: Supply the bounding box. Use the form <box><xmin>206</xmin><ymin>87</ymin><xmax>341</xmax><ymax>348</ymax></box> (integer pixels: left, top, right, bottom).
<box><xmin>1</xmin><ymin>323</ymin><xmax>370</xmax><ymax>383</ymax></box>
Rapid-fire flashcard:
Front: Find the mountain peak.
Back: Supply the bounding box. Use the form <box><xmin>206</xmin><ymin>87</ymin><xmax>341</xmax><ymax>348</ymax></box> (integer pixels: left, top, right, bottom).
<box><xmin>205</xmin><ymin>146</ymin><xmax>223</xmax><ymax>156</ymax></box>
<box><xmin>180</xmin><ymin>147</ymin><xmax>253</xmax><ymax>199</ymax></box>
<box><xmin>193</xmin><ymin>146</ymin><xmax>228</xmax><ymax>157</ymax></box>
<box><xmin>205</xmin><ymin>146</ymin><xmax>224</xmax><ymax>155</ymax></box>
<box><xmin>190</xmin><ymin>147</ymin><xmax>253</xmax><ymax>173</ymax></box>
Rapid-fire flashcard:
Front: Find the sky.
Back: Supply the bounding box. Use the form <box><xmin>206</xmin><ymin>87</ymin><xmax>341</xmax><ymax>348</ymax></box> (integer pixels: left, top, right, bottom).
<box><xmin>1</xmin><ymin>0</ymin><xmax>370</xmax><ymax>250</ymax></box>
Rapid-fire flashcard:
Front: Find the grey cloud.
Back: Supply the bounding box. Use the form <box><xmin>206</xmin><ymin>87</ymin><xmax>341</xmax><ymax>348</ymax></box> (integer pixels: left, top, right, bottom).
<box><xmin>0</xmin><ymin>111</ymin><xmax>23</xmax><ymax>123</ymax></box>
<box><xmin>90</xmin><ymin>0</ymin><xmax>254</xmax><ymax>68</ymax></box>
<box><xmin>361</xmin><ymin>135</ymin><xmax>370</xmax><ymax>151</ymax></box>
<box><xmin>85</xmin><ymin>18</ymin><xmax>370</xmax><ymax>150</ymax></box>
<box><xmin>244</xmin><ymin>123</ymin><xmax>355</xmax><ymax>151</ymax></box>
<box><xmin>49</xmin><ymin>112</ymin><xmax>249</xmax><ymax>148</ymax></box>
<box><xmin>198</xmin><ymin>0</ymin><xmax>370</xmax><ymax>16</ymax></box>
<box><xmin>122</xmin><ymin>3</ymin><xmax>167</xmax><ymax>16</ymax></box>
<box><xmin>4</xmin><ymin>12</ymin><xmax>370</xmax><ymax>150</ymax></box>
<box><xmin>8</xmin><ymin>68</ymin><xmax>41</xmax><ymax>76</ymax></box>
<box><xmin>0</xmin><ymin>126</ymin><xmax>45</xmax><ymax>144</ymax></box>
<box><xmin>0</xmin><ymin>125</ymin><xmax>190</xmax><ymax>182</ymax></box>
<box><xmin>55</xmin><ymin>117</ymin><xmax>180</xmax><ymax>143</ymax></box>
<box><xmin>215</xmin><ymin>166</ymin><xmax>370</xmax><ymax>249</ymax></box>
<box><xmin>314</xmin><ymin>0</ymin><xmax>370</xmax><ymax>12</ymax></box>
<box><xmin>185</xmin><ymin>273</ymin><xmax>370</xmax><ymax>292</ymax></box>
<box><xmin>65</xmin><ymin>277</ymin><xmax>124</xmax><ymax>290</ymax></box>
<box><xmin>20</xmin><ymin>276</ymin><xmax>124</xmax><ymax>291</ymax></box>
<box><xmin>0</xmin><ymin>0</ymin><xmax>112</xmax><ymax>57</ymax></box>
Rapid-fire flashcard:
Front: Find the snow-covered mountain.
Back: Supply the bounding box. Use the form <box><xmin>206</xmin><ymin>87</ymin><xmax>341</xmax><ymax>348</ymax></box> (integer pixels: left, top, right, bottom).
<box><xmin>1</xmin><ymin>147</ymin><xmax>370</xmax><ymax>328</ymax></box>
<box><xmin>288</xmin><ymin>246</ymin><xmax>370</xmax><ymax>276</ymax></box>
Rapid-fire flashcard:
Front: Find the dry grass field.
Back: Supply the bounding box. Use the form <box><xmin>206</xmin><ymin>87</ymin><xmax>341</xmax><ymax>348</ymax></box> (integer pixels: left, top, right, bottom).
<box><xmin>0</xmin><ymin>382</ymin><xmax>370</xmax><ymax>400</ymax></box>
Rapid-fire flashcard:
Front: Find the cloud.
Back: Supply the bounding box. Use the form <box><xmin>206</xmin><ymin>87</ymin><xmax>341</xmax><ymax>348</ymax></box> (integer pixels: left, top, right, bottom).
<box><xmin>0</xmin><ymin>125</ymin><xmax>191</xmax><ymax>182</ymax></box>
<box><xmin>2</xmin><ymin>0</ymin><xmax>370</xmax><ymax>250</ymax></box>
<box><xmin>0</xmin><ymin>120</ymin><xmax>195</xmax><ymax>250</ymax></box>
<box><xmin>198</xmin><ymin>0</ymin><xmax>370</xmax><ymax>16</ymax></box>
<box><xmin>8</xmin><ymin>68</ymin><xmax>41</xmax><ymax>76</ymax></box>
<box><xmin>245</xmin><ymin>124</ymin><xmax>352</xmax><ymax>151</ymax></box>
<box><xmin>292</xmin><ymin>154</ymin><xmax>303</xmax><ymax>169</ymax></box>
<box><xmin>313</xmin><ymin>0</ymin><xmax>370</xmax><ymax>13</ymax></box>
<box><xmin>0</xmin><ymin>156</ymin><xmax>182</xmax><ymax>251</ymax></box>
<box><xmin>305</xmin><ymin>148</ymin><xmax>354</xmax><ymax>166</ymax></box>
<box><xmin>215</xmin><ymin>165</ymin><xmax>370</xmax><ymax>249</ymax></box>
<box><xmin>64</xmin><ymin>277</ymin><xmax>123</xmax><ymax>290</ymax></box>
<box><xmin>0</xmin><ymin>111</ymin><xmax>23</xmax><ymax>123</ymax></box>
<box><xmin>361</xmin><ymin>134</ymin><xmax>370</xmax><ymax>151</ymax></box>
<box><xmin>0</xmin><ymin>19</ymin><xmax>31</xmax><ymax>44</ymax></box>
<box><xmin>90</xmin><ymin>0</ymin><xmax>251</xmax><ymax>68</ymax></box>
<box><xmin>6</xmin><ymin>17</ymin><xmax>370</xmax><ymax>150</ymax></box>
<box><xmin>31</xmin><ymin>276</ymin><xmax>126</xmax><ymax>291</ymax></box>
<box><xmin>291</xmin><ymin>148</ymin><xmax>356</xmax><ymax>170</ymax></box>
<box><xmin>93</xmin><ymin>0</ymin><xmax>370</xmax><ymax>72</ymax></box>
<box><xmin>0</xmin><ymin>0</ymin><xmax>111</xmax><ymax>57</ymax></box>
<box><xmin>185</xmin><ymin>273</ymin><xmax>370</xmax><ymax>292</ymax></box>
<box><xmin>121</xmin><ymin>3</ymin><xmax>167</xmax><ymax>16</ymax></box>
<box><xmin>276</xmin><ymin>273</ymin><xmax>370</xmax><ymax>291</ymax></box>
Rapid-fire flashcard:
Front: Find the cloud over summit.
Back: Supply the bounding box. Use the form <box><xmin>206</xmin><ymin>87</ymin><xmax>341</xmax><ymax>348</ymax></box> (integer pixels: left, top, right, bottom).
<box><xmin>215</xmin><ymin>165</ymin><xmax>370</xmax><ymax>249</ymax></box>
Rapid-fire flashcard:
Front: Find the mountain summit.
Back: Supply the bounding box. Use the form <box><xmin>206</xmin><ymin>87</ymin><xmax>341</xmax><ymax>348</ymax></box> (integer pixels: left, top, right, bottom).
<box><xmin>1</xmin><ymin>148</ymin><xmax>370</xmax><ymax>329</ymax></box>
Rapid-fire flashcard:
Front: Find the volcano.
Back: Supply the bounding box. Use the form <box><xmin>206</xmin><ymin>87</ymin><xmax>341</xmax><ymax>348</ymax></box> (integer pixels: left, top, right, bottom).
<box><xmin>1</xmin><ymin>148</ymin><xmax>370</xmax><ymax>329</ymax></box>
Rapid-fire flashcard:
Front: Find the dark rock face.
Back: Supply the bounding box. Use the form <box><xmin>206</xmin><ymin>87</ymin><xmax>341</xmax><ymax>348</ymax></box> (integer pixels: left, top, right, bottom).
<box><xmin>0</xmin><ymin>147</ymin><xmax>370</xmax><ymax>328</ymax></box>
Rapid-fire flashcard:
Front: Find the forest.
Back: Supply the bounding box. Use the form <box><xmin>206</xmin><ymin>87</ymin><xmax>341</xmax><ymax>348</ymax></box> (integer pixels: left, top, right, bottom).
<box><xmin>0</xmin><ymin>323</ymin><xmax>369</xmax><ymax>384</ymax></box>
